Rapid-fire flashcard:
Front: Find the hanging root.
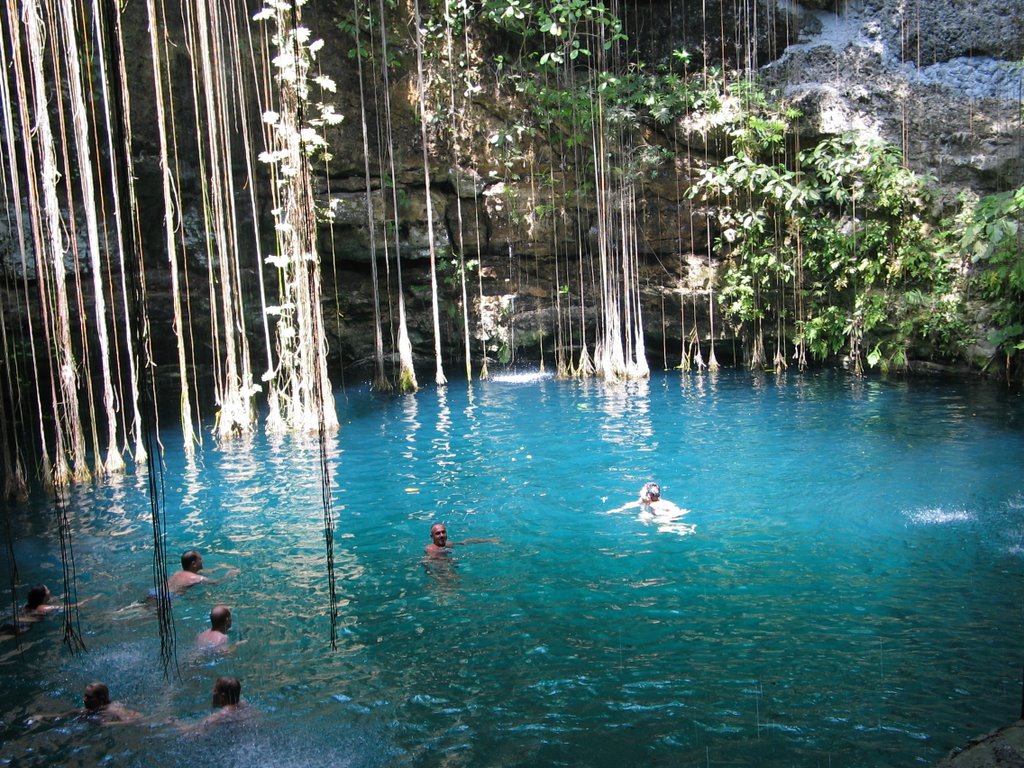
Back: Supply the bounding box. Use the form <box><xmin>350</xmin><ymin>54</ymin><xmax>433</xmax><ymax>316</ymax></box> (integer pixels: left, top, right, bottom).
<box><xmin>104</xmin><ymin>448</ymin><xmax>126</xmax><ymax>476</ymax></box>
<box><xmin>4</xmin><ymin>459</ymin><xmax>28</xmax><ymax>503</ymax></box>
<box><xmin>371</xmin><ymin>371</ymin><xmax>394</xmax><ymax>392</ymax></box>
<box><xmin>774</xmin><ymin>346</ymin><xmax>787</xmax><ymax>374</ymax></box>
<box><xmin>575</xmin><ymin>344</ymin><xmax>594</xmax><ymax>378</ymax></box>
<box><xmin>398</xmin><ymin>367</ymin><xmax>418</xmax><ymax>394</ymax></box>
<box><xmin>556</xmin><ymin>356</ymin><xmax>570</xmax><ymax>379</ymax></box>
<box><xmin>678</xmin><ymin>350</ymin><xmax>691</xmax><ymax>372</ymax></box>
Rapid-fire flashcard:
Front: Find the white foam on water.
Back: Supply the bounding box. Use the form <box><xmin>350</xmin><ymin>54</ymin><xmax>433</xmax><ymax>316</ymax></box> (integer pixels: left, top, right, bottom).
<box><xmin>903</xmin><ymin>507</ymin><xmax>975</xmax><ymax>525</ymax></box>
<box><xmin>489</xmin><ymin>370</ymin><xmax>554</xmax><ymax>384</ymax></box>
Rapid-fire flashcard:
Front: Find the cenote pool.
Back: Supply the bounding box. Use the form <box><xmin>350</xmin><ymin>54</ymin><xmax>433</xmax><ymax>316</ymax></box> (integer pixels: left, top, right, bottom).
<box><xmin>1</xmin><ymin>369</ymin><xmax>1023</xmax><ymax>767</ymax></box>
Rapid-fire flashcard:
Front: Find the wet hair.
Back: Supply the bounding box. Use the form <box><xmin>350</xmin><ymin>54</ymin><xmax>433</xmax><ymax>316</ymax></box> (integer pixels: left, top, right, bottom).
<box><xmin>83</xmin><ymin>682</ymin><xmax>111</xmax><ymax>710</ymax></box>
<box><xmin>181</xmin><ymin>550</ymin><xmax>201</xmax><ymax>570</ymax></box>
<box><xmin>641</xmin><ymin>482</ymin><xmax>661</xmax><ymax>501</ymax></box>
<box><xmin>213</xmin><ymin>676</ymin><xmax>241</xmax><ymax>706</ymax></box>
<box><xmin>210</xmin><ymin>605</ymin><xmax>231</xmax><ymax>631</ymax></box>
<box><xmin>25</xmin><ymin>584</ymin><xmax>49</xmax><ymax>609</ymax></box>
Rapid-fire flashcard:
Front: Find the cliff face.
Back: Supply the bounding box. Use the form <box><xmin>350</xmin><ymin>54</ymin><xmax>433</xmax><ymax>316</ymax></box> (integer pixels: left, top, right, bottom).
<box><xmin>1</xmin><ymin>0</ymin><xmax>1021</xmax><ymax>382</ymax></box>
<box><xmin>306</xmin><ymin>0</ymin><xmax>1023</xmax><ymax>376</ymax></box>
<box><xmin>307</xmin><ymin>0</ymin><xmax>1022</xmax><ymax>376</ymax></box>
<box><xmin>763</xmin><ymin>0</ymin><xmax>1022</xmax><ymax>195</ymax></box>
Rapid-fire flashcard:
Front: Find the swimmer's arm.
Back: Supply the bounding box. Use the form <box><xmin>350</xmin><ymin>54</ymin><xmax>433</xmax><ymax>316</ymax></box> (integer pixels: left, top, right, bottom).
<box><xmin>605</xmin><ymin>501</ymin><xmax>642</xmax><ymax>515</ymax></box>
<box><xmin>453</xmin><ymin>537</ymin><xmax>499</xmax><ymax>545</ymax></box>
<box><xmin>200</xmin><ymin>566</ymin><xmax>240</xmax><ymax>585</ymax></box>
<box><xmin>24</xmin><ymin>707</ymin><xmax>79</xmax><ymax>724</ymax></box>
<box><xmin>99</xmin><ymin>705</ymin><xmax>145</xmax><ymax>725</ymax></box>
<box><xmin>26</xmin><ymin>597</ymin><xmax>93</xmax><ymax>616</ymax></box>
<box><xmin>206</xmin><ymin>563</ymin><xmax>240</xmax><ymax>576</ymax></box>
<box><xmin>58</xmin><ymin>594</ymin><xmax>101</xmax><ymax>609</ymax></box>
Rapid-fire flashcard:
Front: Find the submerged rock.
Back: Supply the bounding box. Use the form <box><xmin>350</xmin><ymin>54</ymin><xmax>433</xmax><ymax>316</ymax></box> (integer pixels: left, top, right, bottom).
<box><xmin>937</xmin><ymin>720</ymin><xmax>1024</xmax><ymax>767</ymax></box>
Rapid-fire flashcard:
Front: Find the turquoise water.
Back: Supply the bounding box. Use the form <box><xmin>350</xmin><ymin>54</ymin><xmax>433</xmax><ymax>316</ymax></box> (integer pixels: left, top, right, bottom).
<box><xmin>2</xmin><ymin>369</ymin><xmax>1023</xmax><ymax>767</ymax></box>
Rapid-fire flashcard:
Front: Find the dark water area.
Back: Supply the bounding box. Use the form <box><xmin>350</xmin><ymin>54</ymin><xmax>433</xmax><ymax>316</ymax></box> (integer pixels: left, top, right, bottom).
<box><xmin>1</xmin><ymin>369</ymin><xmax>1022</xmax><ymax>767</ymax></box>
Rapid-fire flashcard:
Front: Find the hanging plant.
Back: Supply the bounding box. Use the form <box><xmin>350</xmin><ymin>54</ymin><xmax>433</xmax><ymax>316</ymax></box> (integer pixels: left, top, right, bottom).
<box><xmin>254</xmin><ymin>0</ymin><xmax>340</xmax><ymax>433</ymax></box>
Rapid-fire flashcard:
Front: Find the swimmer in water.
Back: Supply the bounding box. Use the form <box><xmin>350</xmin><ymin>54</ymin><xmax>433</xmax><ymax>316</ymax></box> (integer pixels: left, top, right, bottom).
<box><xmin>162</xmin><ymin>550</ymin><xmax>239</xmax><ymax>596</ymax></box>
<box><xmin>195</xmin><ymin>605</ymin><xmax>232</xmax><ymax>648</ymax></box>
<box><xmin>181</xmin><ymin>676</ymin><xmax>252</xmax><ymax>732</ymax></box>
<box><xmin>2</xmin><ymin>584</ymin><xmax>97</xmax><ymax>635</ymax></box>
<box><xmin>424</xmin><ymin>523</ymin><xmax>499</xmax><ymax>558</ymax></box>
<box><xmin>27</xmin><ymin>682</ymin><xmax>142</xmax><ymax>726</ymax></box>
<box><xmin>606</xmin><ymin>482</ymin><xmax>688</xmax><ymax>521</ymax></box>
<box><xmin>80</xmin><ymin>682</ymin><xmax>143</xmax><ymax>724</ymax></box>
<box><xmin>636</xmin><ymin>482</ymin><xmax>686</xmax><ymax>520</ymax></box>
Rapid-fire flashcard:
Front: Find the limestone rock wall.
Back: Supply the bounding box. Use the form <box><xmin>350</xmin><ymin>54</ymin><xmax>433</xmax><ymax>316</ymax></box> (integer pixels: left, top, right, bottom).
<box><xmin>2</xmin><ymin>0</ymin><xmax>1021</xmax><ymax>380</ymax></box>
<box><xmin>303</xmin><ymin>0</ymin><xmax>1023</xmax><ymax>375</ymax></box>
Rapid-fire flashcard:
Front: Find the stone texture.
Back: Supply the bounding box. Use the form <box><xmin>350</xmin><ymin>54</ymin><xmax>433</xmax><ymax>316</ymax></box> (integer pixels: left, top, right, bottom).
<box><xmin>1</xmin><ymin>0</ymin><xmax>1021</xmax><ymax>378</ymax></box>
<box><xmin>936</xmin><ymin>720</ymin><xmax>1024</xmax><ymax>768</ymax></box>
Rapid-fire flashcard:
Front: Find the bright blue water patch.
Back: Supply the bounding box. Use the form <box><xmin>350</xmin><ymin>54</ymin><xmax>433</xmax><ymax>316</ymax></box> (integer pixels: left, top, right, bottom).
<box><xmin>1</xmin><ymin>369</ymin><xmax>1023</xmax><ymax>767</ymax></box>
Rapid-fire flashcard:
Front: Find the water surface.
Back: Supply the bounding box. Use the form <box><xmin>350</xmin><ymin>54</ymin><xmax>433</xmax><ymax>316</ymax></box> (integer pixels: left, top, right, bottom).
<box><xmin>1</xmin><ymin>370</ymin><xmax>1022</xmax><ymax>767</ymax></box>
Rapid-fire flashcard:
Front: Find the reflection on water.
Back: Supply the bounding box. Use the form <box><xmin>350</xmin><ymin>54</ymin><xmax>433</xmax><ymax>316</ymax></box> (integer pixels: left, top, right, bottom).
<box><xmin>1</xmin><ymin>370</ymin><xmax>1023</xmax><ymax>768</ymax></box>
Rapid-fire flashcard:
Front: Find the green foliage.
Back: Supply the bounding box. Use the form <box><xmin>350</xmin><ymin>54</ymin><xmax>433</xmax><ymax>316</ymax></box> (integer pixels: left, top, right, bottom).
<box><xmin>799</xmin><ymin>306</ymin><xmax>846</xmax><ymax>360</ymax></box>
<box><xmin>439</xmin><ymin>254</ymin><xmax>478</xmax><ymax>289</ymax></box>
<box><xmin>687</xmin><ymin>81</ymin><xmax>968</xmax><ymax>373</ymax></box>
<box><xmin>335</xmin><ymin>0</ymin><xmax>404</xmax><ymax>68</ymax></box>
<box><xmin>959</xmin><ymin>186</ymin><xmax>1024</xmax><ymax>358</ymax></box>
<box><xmin>481</xmin><ymin>0</ymin><xmax>626</xmax><ymax>66</ymax></box>
<box><xmin>345</xmin><ymin>0</ymin><xmax>1000</xmax><ymax>377</ymax></box>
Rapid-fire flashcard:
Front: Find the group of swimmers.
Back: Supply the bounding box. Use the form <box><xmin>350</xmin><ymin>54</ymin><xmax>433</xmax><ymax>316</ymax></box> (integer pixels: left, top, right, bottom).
<box><xmin>5</xmin><ymin>549</ymin><xmax>248</xmax><ymax>732</ymax></box>
<box><xmin>24</xmin><ymin>675</ymin><xmax>245</xmax><ymax>731</ymax></box>
<box><xmin>6</xmin><ymin>481</ymin><xmax>677</xmax><ymax>732</ymax></box>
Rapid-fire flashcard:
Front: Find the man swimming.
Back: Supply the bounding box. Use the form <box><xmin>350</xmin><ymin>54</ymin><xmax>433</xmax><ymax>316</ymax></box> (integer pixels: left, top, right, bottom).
<box><xmin>195</xmin><ymin>605</ymin><xmax>233</xmax><ymax>649</ymax></box>
<box><xmin>26</xmin><ymin>682</ymin><xmax>142</xmax><ymax>725</ymax></box>
<box><xmin>181</xmin><ymin>676</ymin><xmax>252</xmax><ymax>732</ymax></box>
<box><xmin>165</xmin><ymin>550</ymin><xmax>239</xmax><ymax>595</ymax></box>
<box><xmin>81</xmin><ymin>682</ymin><xmax>142</xmax><ymax>724</ymax></box>
<box><xmin>424</xmin><ymin>523</ymin><xmax>499</xmax><ymax>557</ymax></box>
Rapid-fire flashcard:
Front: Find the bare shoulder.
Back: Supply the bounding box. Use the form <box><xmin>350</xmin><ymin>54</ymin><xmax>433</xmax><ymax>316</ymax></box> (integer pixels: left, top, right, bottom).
<box><xmin>102</xmin><ymin>703</ymin><xmax>143</xmax><ymax>724</ymax></box>
<box><xmin>184</xmin><ymin>704</ymin><xmax>253</xmax><ymax>733</ymax></box>
<box><xmin>649</xmin><ymin>499</ymin><xmax>687</xmax><ymax>518</ymax></box>
<box><xmin>195</xmin><ymin>630</ymin><xmax>228</xmax><ymax>649</ymax></box>
<box><xmin>166</xmin><ymin>573</ymin><xmax>204</xmax><ymax>593</ymax></box>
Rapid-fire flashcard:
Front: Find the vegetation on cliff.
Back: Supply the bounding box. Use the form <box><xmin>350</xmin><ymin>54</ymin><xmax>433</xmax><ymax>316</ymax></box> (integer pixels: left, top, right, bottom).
<box><xmin>0</xmin><ymin>0</ymin><xmax>1021</xmax><ymax>502</ymax></box>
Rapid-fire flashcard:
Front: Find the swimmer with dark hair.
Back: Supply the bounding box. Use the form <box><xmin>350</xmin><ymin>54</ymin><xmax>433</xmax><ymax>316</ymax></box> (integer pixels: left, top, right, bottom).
<box><xmin>2</xmin><ymin>584</ymin><xmax>96</xmax><ymax>635</ymax></box>
<box><xmin>80</xmin><ymin>682</ymin><xmax>143</xmax><ymax>724</ymax></box>
<box><xmin>164</xmin><ymin>550</ymin><xmax>239</xmax><ymax>596</ymax></box>
<box><xmin>25</xmin><ymin>584</ymin><xmax>60</xmax><ymax>615</ymax></box>
<box><xmin>638</xmin><ymin>482</ymin><xmax>686</xmax><ymax>520</ymax></box>
<box><xmin>26</xmin><ymin>682</ymin><xmax>142</xmax><ymax>726</ymax></box>
<box><xmin>181</xmin><ymin>676</ymin><xmax>252</xmax><ymax>732</ymax></box>
<box><xmin>607</xmin><ymin>481</ymin><xmax>688</xmax><ymax>521</ymax></box>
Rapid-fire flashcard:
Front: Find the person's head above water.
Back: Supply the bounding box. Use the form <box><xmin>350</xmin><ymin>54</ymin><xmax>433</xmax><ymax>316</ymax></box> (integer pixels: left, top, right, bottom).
<box><xmin>83</xmin><ymin>682</ymin><xmax>111</xmax><ymax>711</ymax></box>
<box><xmin>429</xmin><ymin>524</ymin><xmax>448</xmax><ymax>548</ymax></box>
<box><xmin>641</xmin><ymin>482</ymin><xmax>661</xmax><ymax>503</ymax></box>
<box><xmin>26</xmin><ymin>584</ymin><xmax>50</xmax><ymax>610</ymax></box>
<box><xmin>212</xmin><ymin>676</ymin><xmax>241</xmax><ymax>707</ymax></box>
<box><xmin>209</xmin><ymin>605</ymin><xmax>232</xmax><ymax>632</ymax></box>
<box><xmin>181</xmin><ymin>550</ymin><xmax>203</xmax><ymax>573</ymax></box>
